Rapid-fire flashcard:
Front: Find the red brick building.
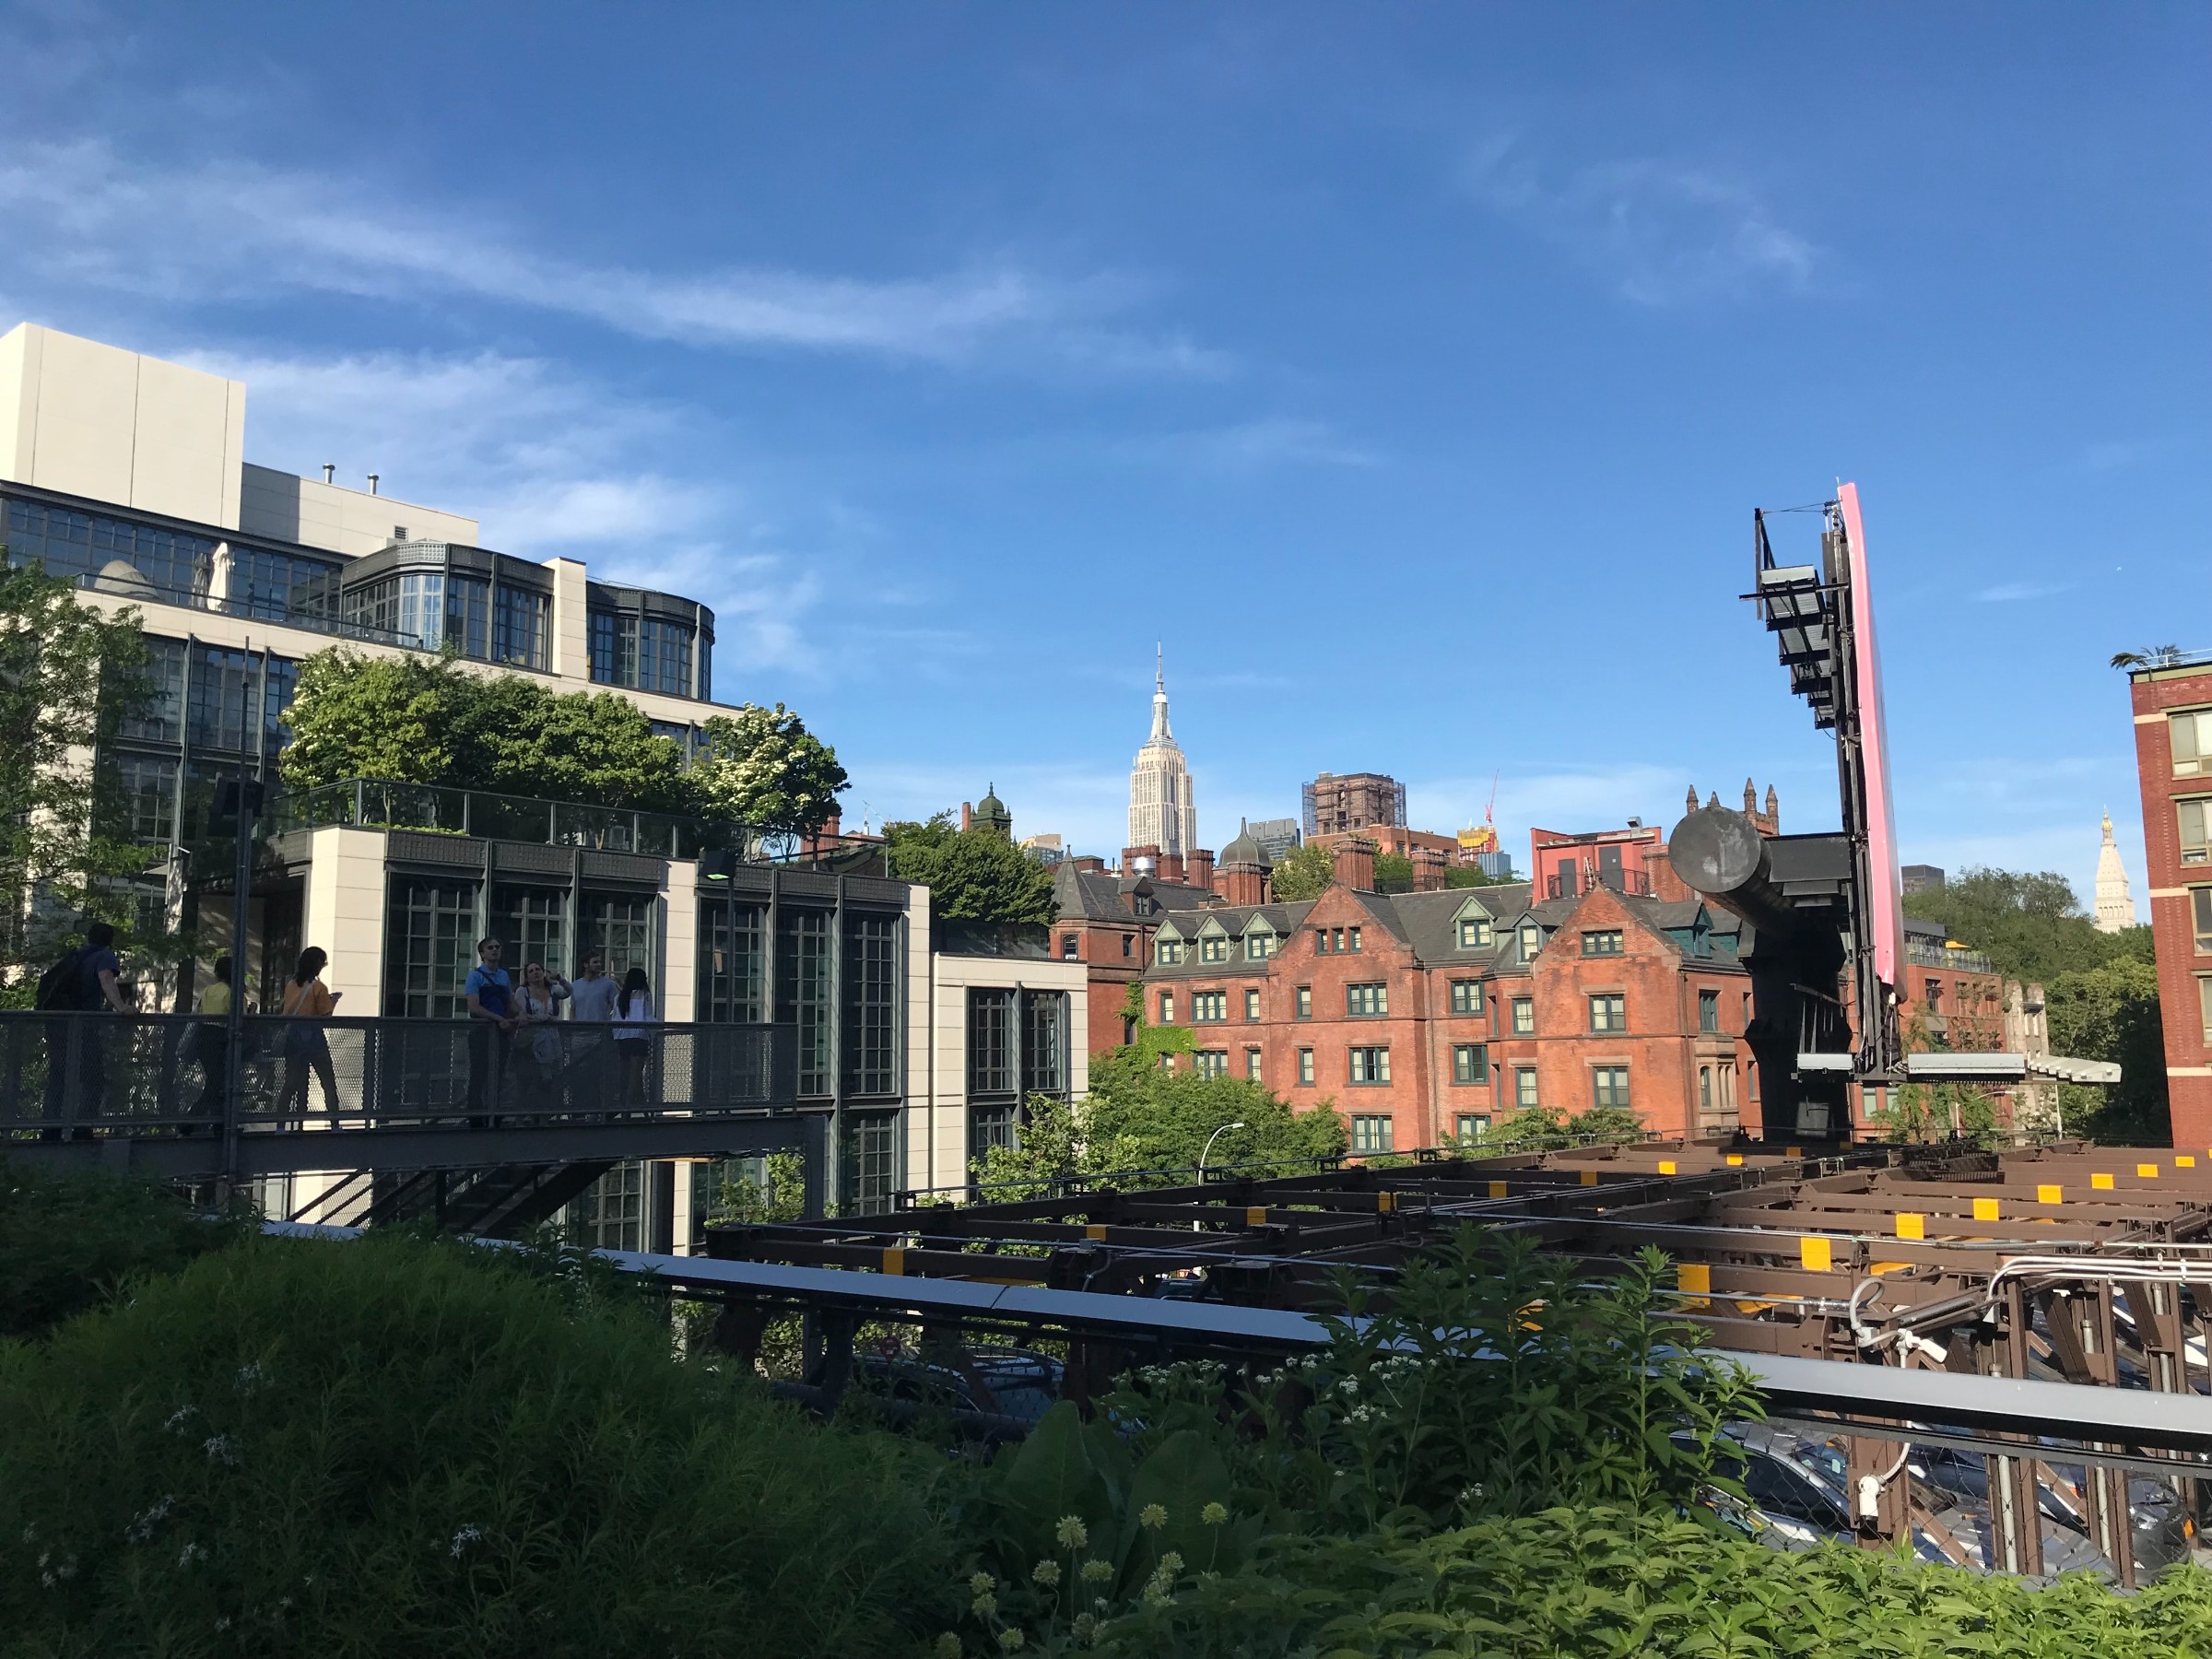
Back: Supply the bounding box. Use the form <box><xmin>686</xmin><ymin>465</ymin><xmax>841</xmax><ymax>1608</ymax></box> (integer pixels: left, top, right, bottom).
<box><xmin>2128</xmin><ymin>656</ymin><xmax>2212</xmax><ymax>1148</ymax></box>
<box><xmin>1141</xmin><ymin>873</ymin><xmax>1756</xmax><ymax>1152</ymax></box>
<box><xmin>1049</xmin><ymin>855</ymin><xmax>1221</xmax><ymax>1053</ymax></box>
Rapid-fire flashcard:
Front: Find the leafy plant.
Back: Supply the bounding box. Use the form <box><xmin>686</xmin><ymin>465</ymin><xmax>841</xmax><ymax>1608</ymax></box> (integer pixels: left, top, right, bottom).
<box><xmin>691</xmin><ymin>702</ymin><xmax>849</xmax><ymax>837</ymax></box>
<box><xmin>882</xmin><ymin>812</ymin><xmax>1056</xmax><ymax>924</ymax></box>
<box><xmin>0</xmin><ymin>1231</ymin><xmax>955</xmax><ymax>1657</ymax></box>
<box><xmin>1267</xmin><ymin>841</ymin><xmax>1336</xmax><ymax>901</ymax></box>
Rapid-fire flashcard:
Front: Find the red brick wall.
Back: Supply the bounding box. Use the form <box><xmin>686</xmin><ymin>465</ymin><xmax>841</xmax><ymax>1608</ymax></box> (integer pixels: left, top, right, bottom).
<box><xmin>2133</xmin><ymin>665</ymin><xmax>2212</xmax><ymax>1147</ymax></box>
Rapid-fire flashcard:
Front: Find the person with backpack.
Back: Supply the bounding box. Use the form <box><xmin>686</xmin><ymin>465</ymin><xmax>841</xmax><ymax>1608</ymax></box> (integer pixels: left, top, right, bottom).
<box><xmin>39</xmin><ymin>922</ymin><xmax>130</xmax><ymax>1138</ymax></box>
<box><xmin>465</xmin><ymin>936</ymin><xmax>517</xmax><ymax>1129</ymax></box>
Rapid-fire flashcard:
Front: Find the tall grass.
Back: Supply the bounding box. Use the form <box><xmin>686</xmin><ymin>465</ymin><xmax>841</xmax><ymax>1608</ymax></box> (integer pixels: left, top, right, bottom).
<box><xmin>0</xmin><ymin>1233</ymin><xmax>955</xmax><ymax>1657</ymax></box>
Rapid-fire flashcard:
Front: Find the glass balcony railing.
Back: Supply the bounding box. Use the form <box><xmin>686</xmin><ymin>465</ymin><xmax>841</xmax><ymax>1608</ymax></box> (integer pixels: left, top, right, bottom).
<box><xmin>78</xmin><ymin>571</ymin><xmax>423</xmax><ymax>650</ymax></box>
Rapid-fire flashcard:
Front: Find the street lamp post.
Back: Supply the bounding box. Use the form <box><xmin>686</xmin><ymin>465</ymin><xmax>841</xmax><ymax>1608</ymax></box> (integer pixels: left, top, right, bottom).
<box><xmin>1193</xmin><ymin>1121</ymin><xmax>1247</xmax><ymax>1233</ymax></box>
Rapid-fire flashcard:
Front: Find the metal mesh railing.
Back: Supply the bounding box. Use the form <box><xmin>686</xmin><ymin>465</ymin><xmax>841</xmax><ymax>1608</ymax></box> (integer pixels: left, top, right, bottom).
<box><xmin>0</xmin><ymin>1013</ymin><xmax>794</xmax><ymax>1139</ymax></box>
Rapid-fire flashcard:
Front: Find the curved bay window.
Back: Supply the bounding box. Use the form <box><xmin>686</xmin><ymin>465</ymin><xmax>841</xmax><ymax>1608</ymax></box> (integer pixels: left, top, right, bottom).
<box><xmin>339</xmin><ymin>544</ymin><xmax>551</xmax><ymax>671</ymax></box>
<box><xmin>587</xmin><ymin>586</ymin><xmax>713</xmax><ymax>700</ymax></box>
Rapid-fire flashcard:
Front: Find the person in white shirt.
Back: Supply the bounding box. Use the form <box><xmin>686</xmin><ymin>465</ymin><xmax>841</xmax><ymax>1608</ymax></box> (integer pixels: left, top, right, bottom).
<box><xmin>613</xmin><ymin>968</ymin><xmax>655</xmax><ymax>1109</ymax></box>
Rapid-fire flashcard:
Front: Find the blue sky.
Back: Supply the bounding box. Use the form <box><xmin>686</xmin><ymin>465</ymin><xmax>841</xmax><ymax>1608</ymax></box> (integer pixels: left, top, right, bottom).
<box><xmin>1</xmin><ymin>4</ymin><xmax>2204</xmax><ymax>907</ymax></box>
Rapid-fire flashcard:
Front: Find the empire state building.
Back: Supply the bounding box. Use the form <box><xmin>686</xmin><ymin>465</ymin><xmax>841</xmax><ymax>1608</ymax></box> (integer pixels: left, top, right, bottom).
<box><xmin>1128</xmin><ymin>653</ymin><xmax>1198</xmax><ymax>858</ymax></box>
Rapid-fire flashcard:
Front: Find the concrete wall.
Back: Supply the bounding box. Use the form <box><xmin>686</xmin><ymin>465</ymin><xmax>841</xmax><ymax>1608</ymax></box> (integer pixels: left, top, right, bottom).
<box><xmin>300</xmin><ymin>826</ymin><xmax>389</xmax><ymax>1013</ymax></box>
<box><xmin>0</xmin><ymin>324</ymin><xmax>245</xmax><ymax>528</ymax></box>
<box><xmin>238</xmin><ymin>462</ymin><xmax>479</xmax><ymax>559</ymax></box>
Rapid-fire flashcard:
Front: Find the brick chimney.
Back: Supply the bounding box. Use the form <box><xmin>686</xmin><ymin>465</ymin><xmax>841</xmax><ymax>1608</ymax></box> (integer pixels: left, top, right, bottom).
<box><xmin>959</xmin><ymin>801</ymin><xmax>973</xmax><ymax>830</ymax></box>
<box><xmin>1331</xmin><ymin>837</ymin><xmax>1376</xmax><ymax>892</ymax></box>
<box><xmin>1187</xmin><ymin>848</ymin><xmax>1215</xmax><ymax>891</ymax></box>
<box><xmin>1158</xmin><ymin>851</ymin><xmax>1186</xmax><ymax>884</ymax></box>
<box><xmin>1121</xmin><ymin>843</ymin><xmax>1159</xmax><ymax>875</ymax></box>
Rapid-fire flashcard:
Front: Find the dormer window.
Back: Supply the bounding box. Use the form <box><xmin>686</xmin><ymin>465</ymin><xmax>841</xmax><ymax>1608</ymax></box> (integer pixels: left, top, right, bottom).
<box><xmin>1456</xmin><ymin>917</ymin><xmax>1492</xmax><ymax>949</ymax></box>
<box><xmin>1132</xmin><ymin>894</ymin><xmax>1157</xmax><ymax>916</ymax></box>
<box><xmin>1200</xmin><ymin>935</ymin><xmax>1230</xmax><ymax>963</ymax></box>
<box><xmin>1156</xmin><ymin>938</ymin><xmax>1185</xmax><ymax>965</ymax></box>
<box><xmin>1519</xmin><ymin>924</ymin><xmax>1542</xmax><ymax>959</ymax></box>
<box><xmin>1246</xmin><ymin>931</ymin><xmax>1277</xmax><ymax>960</ymax></box>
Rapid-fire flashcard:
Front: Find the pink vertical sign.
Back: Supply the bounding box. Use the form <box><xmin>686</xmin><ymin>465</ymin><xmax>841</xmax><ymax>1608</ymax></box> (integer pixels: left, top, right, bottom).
<box><xmin>1837</xmin><ymin>482</ymin><xmax>1902</xmax><ymax>991</ymax></box>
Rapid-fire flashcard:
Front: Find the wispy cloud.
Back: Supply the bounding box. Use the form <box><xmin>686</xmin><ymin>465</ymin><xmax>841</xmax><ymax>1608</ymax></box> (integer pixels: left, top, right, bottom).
<box><xmin>1463</xmin><ymin>136</ymin><xmax>1818</xmax><ymax>305</ymax></box>
<box><xmin>1972</xmin><ymin>581</ymin><xmax>2072</xmax><ymax>604</ymax></box>
<box><xmin>1116</xmin><ymin>416</ymin><xmax>1377</xmax><ymax>472</ymax></box>
<box><xmin>0</xmin><ymin>138</ymin><xmax>1225</xmax><ymax>374</ymax></box>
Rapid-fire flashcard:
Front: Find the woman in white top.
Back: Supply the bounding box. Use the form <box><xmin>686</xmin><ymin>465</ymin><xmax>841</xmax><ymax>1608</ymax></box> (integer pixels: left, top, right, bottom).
<box><xmin>613</xmin><ymin>968</ymin><xmax>655</xmax><ymax>1108</ymax></box>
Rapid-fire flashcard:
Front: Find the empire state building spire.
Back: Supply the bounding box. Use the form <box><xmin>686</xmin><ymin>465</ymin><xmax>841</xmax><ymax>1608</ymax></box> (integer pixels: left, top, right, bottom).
<box><xmin>1129</xmin><ymin>646</ymin><xmax>1198</xmax><ymax>858</ymax></box>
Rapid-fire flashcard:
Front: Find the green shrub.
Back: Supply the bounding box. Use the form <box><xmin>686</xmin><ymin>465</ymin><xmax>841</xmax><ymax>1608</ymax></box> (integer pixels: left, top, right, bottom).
<box><xmin>1084</xmin><ymin>1506</ymin><xmax>2212</xmax><ymax>1658</ymax></box>
<box><xmin>0</xmin><ymin>1161</ymin><xmax>252</xmax><ymax>1339</ymax></box>
<box><xmin>0</xmin><ymin>1233</ymin><xmax>954</xmax><ymax>1657</ymax></box>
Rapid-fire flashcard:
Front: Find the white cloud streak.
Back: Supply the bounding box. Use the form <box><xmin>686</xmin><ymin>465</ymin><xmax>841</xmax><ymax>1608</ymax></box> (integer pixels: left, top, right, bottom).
<box><xmin>0</xmin><ymin>138</ymin><xmax>1225</xmax><ymax>373</ymax></box>
<box><xmin>1464</xmin><ymin>136</ymin><xmax>1818</xmax><ymax>305</ymax></box>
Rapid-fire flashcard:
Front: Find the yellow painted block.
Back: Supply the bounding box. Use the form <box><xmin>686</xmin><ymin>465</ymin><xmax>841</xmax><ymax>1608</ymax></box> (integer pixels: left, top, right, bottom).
<box><xmin>2091</xmin><ymin>1173</ymin><xmax>2115</xmax><ymax>1191</ymax></box>
<box><xmin>1895</xmin><ymin>1212</ymin><xmax>1925</xmax><ymax>1241</ymax></box>
<box><xmin>1677</xmin><ymin>1263</ymin><xmax>1712</xmax><ymax>1298</ymax></box>
<box><xmin>1580</xmin><ymin>1169</ymin><xmax>1600</xmax><ymax>1186</ymax></box>
<box><xmin>1488</xmin><ymin>1180</ymin><xmax>1509</xmax><ymax>1199</ymax></box>
<box><xmin>2037</xmin><ymin>1184</ymin><xmax>2063</xmax><ymax>1206</ymax></box>
<box><xmin>1658</xmin><ymin>1159</ymin><xmax>1678</xmax><ymax>1176</ymax></box>
<box><xmin>1086</xmin><ymin>1223</ymin><xmax>1108</xmax><ymax>1240</ymax></box>
<box><xmin>1726</xmin><ymin>1154</ymin><xmax>1745</xmax><ymax>1167</ymax></box>
<box><xmin>1245</xmin><ymin>1206</ymin><xmax>1268</xmax><ymax>1226</ymax></box>
<box><xmin>1972</xmin><ymin>1197</ymin><xmax>2001</xmax><ymax>1222</ymax></box>
<box><xmin>1787</xmin><ymin>1146</ymin><xmax>1804</xmax><ymax>1159</ymax></box>
<box><xmin>2178</xmin><ymin>1156</ymin><xmax>2197</xmax><ymax>1169</ymax></box>
<box><xmin>881</xmin><ymin>1246</ymin><xmax>906</xmax><ymax>1276</ymax></box>
<box><xmin>1377</xmin><ymin>1191</ymin><xmax>1394</xmax><ymax>1213</ymax></box>
<box><xmin>2137</xmin><ymin>1162</ymin><xmax>2160</xmax><ymax>1179</ymax></box>
<box><xmin>1800</xmin><ymin>1236</ymin><xmax>1833</xmax><ymax>1272</ymax></box>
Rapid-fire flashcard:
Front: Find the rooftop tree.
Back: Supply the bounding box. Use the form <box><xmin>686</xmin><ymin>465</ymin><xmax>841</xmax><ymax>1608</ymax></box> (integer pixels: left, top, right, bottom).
<box><xmin>882</xmin><ymin>812</ymin><xmax>1055</xmax><ymax>924</ymax></box>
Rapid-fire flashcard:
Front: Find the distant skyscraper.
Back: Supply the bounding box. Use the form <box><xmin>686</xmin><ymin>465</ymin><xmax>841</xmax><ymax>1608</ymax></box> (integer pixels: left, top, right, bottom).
<box><xmin>2093</xmin><ymin>811</ymin><xmax>2136</xmax><ymax>933</ymax></box>
<box><xmin>1127</xmin><ymin>650</ymin><xmax>1198</xmax><ymax>858</ymax></box>
<box><xmin>1900</xmin><ymin>865</ymin><xmax>1946</xmax><ymax>896</ymax></box>
<box><xmin>1247</xmin><ymin>817</ymin><xmax>1302</xmax><ymax>864</ymax></box>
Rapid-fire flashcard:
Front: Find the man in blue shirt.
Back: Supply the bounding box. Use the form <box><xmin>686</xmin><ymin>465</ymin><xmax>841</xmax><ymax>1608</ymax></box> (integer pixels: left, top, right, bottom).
<box><xmin>41</xmin><ymin>921</ymin><xmax>130</xmax><ymax>1139</ymax></box>
<box><xmin>465</xmin><ymin>936</ymin><xmax>515</xmax><ymax>1128</ymax></box>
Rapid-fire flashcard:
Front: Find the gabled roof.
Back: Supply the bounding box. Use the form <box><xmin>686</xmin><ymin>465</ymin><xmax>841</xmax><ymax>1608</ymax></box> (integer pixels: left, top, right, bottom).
<box><xmin>1052</xmin><ymin>863</ymin><xmax>1218</xmax><ymax>924</ymax></box>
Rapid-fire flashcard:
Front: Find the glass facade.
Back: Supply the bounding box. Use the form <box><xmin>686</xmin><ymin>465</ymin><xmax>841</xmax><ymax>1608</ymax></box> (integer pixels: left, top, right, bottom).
<box><xmin>589</xmin><ymin>606</ymin><xmax>707</xmax><ymax>698</ymax></box>
<box><xmin>4</xmin><ymin>498</ymin><xmax>216</xmax><ymax>595</ymax></box>
<box><xmin>496</xmin><ymin>885</ymin><xmax>568</xmax><ymax>975</ymax></box>
<box><xmin>188</xmin><ymin>646</ymin><xmax>296</xmax><ymax>755</ymax></box>
<box><xmin>781</xmin><ymin>908</ymin><xmax>832</xmax><ymax>1095</ymax></box>
<box><xmin>343</xmin><ymin>571</ymin><xmax>508</xmax><ymax>660</ymax></box>
<box><xmin>700</xmin><ymin>901</ymin><xmax>766</xmax><ymax>1023</ymax></box>
<box><xmin>842</xmin><ymin>912</ymin><xmax>900</xmax><ymax>1097</ymax></box>
<box><xmin>493</xmin><ymin>585</ymin><xmax>550</xmax><ymax>670</ymax></box>
<box><xmin>230</xmin><ymin>546</ymin><xmax>342</xmax><ymax>622</ymax></box>
<box><xmin>383</xmin><ymin>877</ymin><xmax>478</xmax><ymax>1018</ymax></box>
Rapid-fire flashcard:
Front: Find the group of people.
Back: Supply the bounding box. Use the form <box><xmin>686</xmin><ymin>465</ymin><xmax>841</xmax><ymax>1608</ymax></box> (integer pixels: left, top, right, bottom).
<box><xmin>34</xmin><ymin>922</ymin><xmax>659</xmax><ymax>1133</ymax></box>
<box><xmin>460</xmin><ymin>939</ymin><xmax>658</xmax><ymax>1125</ymax></box>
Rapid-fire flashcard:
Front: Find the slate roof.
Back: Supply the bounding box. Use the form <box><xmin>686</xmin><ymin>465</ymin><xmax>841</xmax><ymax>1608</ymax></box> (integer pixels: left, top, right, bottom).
<box><xmin>1053</xmin><ymin>863</ymin><xmax>1219</xmax><ymax>924</ymax></box>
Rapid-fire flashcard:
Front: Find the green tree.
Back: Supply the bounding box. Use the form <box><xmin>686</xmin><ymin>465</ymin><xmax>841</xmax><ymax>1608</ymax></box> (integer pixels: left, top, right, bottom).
<box><xmin>2048</xmin><ymin>956</ymin><xmax>2170</xmax><ymax>1143</ymax></box>
<box><xmin>277</xmin><ymin>649</ymin><xmax>480</xmax><ymax>788</ymax></box>
<box><xmin>692</xmin><ymin>702</ymin><xmax>848</xmax><ymax>836</ymax></box>
<box><xmin>1269</xmin><ymin>841</ymin><xmax>1336</xmax><ymax>902</ymax></box>
<box><xmin>0</xmin><ymin>564</ymin><xmax>158</xmax><ymax>984</ymax></box>
<box><xmin>1444</xmin><ymin>863</ymin><xmax>1500</xmax><ymax>888</ymax></box>
<box><xmin>1371</xmin><ymin>851</ymin><xmax>1414</xmax><ymax>894</ymax></box>
<box><xmin>882</xmin><ymin>813</ymin><xmax>1055</xmax><ymax>924</ymax></box>
<box><xmin>1902</xmin><ymin>866</ymin><xmax>2150</xmax><ymax>984</ymax></box>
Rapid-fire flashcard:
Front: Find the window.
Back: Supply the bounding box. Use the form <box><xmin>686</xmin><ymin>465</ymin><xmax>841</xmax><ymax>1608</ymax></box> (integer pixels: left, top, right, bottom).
<box><xmin>970</xmin><ymin>1102</ymin><xmax>1018</xmax><ymax>1166</ymax></box>
<box><xmin>120</xmin><ymin>636</ymin><xmax>185</xmax><ymax>744</ymax></box>
<box><xmin>1514</xmin><ymin>1067</ymin><xmax>1539</xmax><ymax>1109</ymax></box>
<box><xmin>1244</xmin><ymin>988</ymin><xmax>1261</xmax><ymax>1021</ymax></box>
<box><xmin>779</xmin><ymin>908</ymin><xmax>831</xmax><ymax>1094</ymax></box>
<box><xmin>1450</xmin><ymin>980</ymin><xmax>1484</xmax><ymax>1016</ymax></box>
<box><xmin>1721</xmin><ymin>1065</ymin><xmax>1735</xmax><ymax>1112</ymax></box>
<box><xmin>1297</xmin><ymin>1048</ymin><xmax>1315</xmax><ymax>1086</ymax></box>
<box><xmin>638</xmin><ymin>617</ymin><xmax>693</xmax><ymax>695</ymax></box>
<box><xmin>1350</xmin><ymin>1113</ymin><xmax>1395</xmax><ymax>1154</ymax></box>
<box><xmin>111</xmin><ymin>753</ymin><xmax>176</xmax><ymax>845</ymax></box>
<box><xmin>4</xmin><ymin>497</ymin><xmax>216</xmax><ymax>594</ymax></box>
<box><xmin>1156</xmin><ymin>938</ymin><xmax>1186</xmax><ymax>965</ymax></box>
<box><xmin>1347</xmin><ymin>982</ymin><xmax>1388</xmax><ymax>1017</ymax></box>
<box><xmin>1060</xmin><ymin>933</ymin><xmax>1079</xmax><ymax>959</ymax></box>
<box><xmin>1348</xmin><ymin>1046</ymin><xmax>1391</xmax><ymax>1085</ymax></box>
<box><xmin>1511</xmin><ymin>997</ymin><xmax>1535</xmax><ymax>1035</ymax></box>
<box><xmin>383</xmin><ymin>877</ymin><xmax>478</xmax><ymax>1018</ymax></box>
<box><xmin>1519</xmin><ymin>924</ymin><xmax>1542</xmax><ymax>959</ymax></box>
<box><xmin>1200</xmin><ymin>935</ymin><xmax>1230</xmax><ymax>963</ymax></box>
<box><xmin>230</xmin><ymin>546</ymin><xmax>341</xmax><ymax>623</ymax></box>
<box><xmin>844</xmin><ymin>1116</ymin><xmax>897</xmax><ymax>1216</ymax></box>
<box><xmin>1700</xmin><ymin>1066</ymin><xmax>1714</xmax><ymax>1112</ymax></box>
<box><xmin>968</xmin><ymin>988</ymin><xmax>1016</xmax><ymax>1098</ymax></box>
<box><xmin>1192</xmin><ymin>991</ymin><xmax>1227</xmax><ymax>1023</ymax></box>
<box><xmin>1315</xmin><ymin>928</ymin><xmax>1333</xmax><ymax>954</ymax></box>
<box><xmin>1924</xmin><ymin>978</ymin><xmax>1943</xmax><ymax>1009</ymax></box>
<box><xmin>1456</xmin><ymin>916</ymin><xmax>1493</xmax><ymax>949</ymax></box>
<box><xmin>1295</xmin><ymin>985</ymin><xmax>1312</xmax><ymax>1019</ymax></box>
<box><xmin>1246</xmin><ymin>931</ymin><xmax>1277</xmax><ymax>960</ymax></box>
<box><xmin>492</xmin><ymin>584</ymin><xmax>550</xmax><ymax>670</ymax></box>
<box><xmin>2193</xmin><ymin>889</ymin><xmax>2212</xmax><ymax>954</ymax></box>
<box><xmin>1582</xmin><ymin>929</ymin><xmax>1623</xmax><ymax>957</ymax></box>
<box><xmin>2172</xmin><ymin>710</ymin><xmax>2212</xmax><ymax>777</ymax></box>
<box><xmin>189</xmin><ymin>645</ymin><xmax>296</xmax><ymax>754</ymax></box>
<box><xmin>1699</xmin><ymin>989</ymin><xmax>1721</xmax><ymax>1033</ymax></box>
<box><xmin>1245</xmin><ymin>1047</ymin><xmax>1264</xmax><ymax>1081</ymax></box>
<box><xmin>2183</xmin><ymin>799</ymin><xmax>2212</xmax><ymax>865</ymax></box>
<box><xmin>700</xmin><ymin>900</ymin><xmax>766</xmax><ymax>1022</ymax></box>
<box><xmin>1348</xmin><ymin>926</ymin><xmax>1363</xmax><ymax>952</ymax></box>
<box><xmin>846</xmin><ymin>913</ymin><xmax>903</xmax><ymax>1096</ymax></box>
<box><xmin>1454</xmin><ymin>1113</ymin><xmax>1489</xmax><ymax>1142</ymax></box>
<box><xmin>1588</xmin><ymin>994</ymin><xmax>1626</xmax><ymax>1033</ymax></box>
<box><xmin>1592</xmin><ymin>1065</ymin><xmax>1630</xmax><ymax>1110</ymax></box>
<box><xmin>495</xmin><ymin>885</ymin><xmax>568</xmax><ymax>980</ymax></box>
<box><xmin>1132</xmin><ymin>894</ymin><xmax>1157</xmax><ymax>917</ymax></box>
<box><xmin>1158</xmin><ymin>991</ymin><xmax>1176</xmax><ymax>1024</ymax></box>
<box><xmin>564</xmin><ymin>1163</ymin><xmax>644</xmax><ymax>1253</ymax></box>
<box><xmin>1453</xmin><ymin>1042</ymin><xmax>1489</xmax><ymax>1085</ymax></box>
<box><xmin>2201</xmin><ymin>976</ymin><xmax>2212</xmax><ymax>1043</ymax></box>
<box><xmin>1194</xmin><ymin>1049</ymin><xmax>1230</xmax><ymax>1079</ymax></box>
<box><xmin>1122</xmin><ymin>934</ymin><xmax>1134</xmax><ymax>959</ymax></box>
